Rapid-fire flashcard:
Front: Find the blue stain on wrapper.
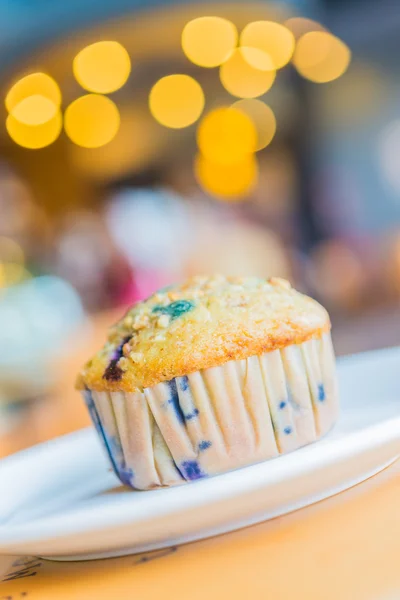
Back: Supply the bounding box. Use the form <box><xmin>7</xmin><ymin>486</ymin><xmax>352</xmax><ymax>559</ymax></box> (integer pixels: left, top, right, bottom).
<box><xmin>167</xmin><ymin>379</ymin><xmax>199</xmax><ymax>423</ymax></box>
<box><xmin>284</xmin><ymin>426</ymin><xmax>293</xmax><ymax>435</ymax></box>
<box><xmin>83</xmin><ymin>389</ymin><xmax>121</xmax><ymax>478</ymax></box>
<box><xmin>180</xmin><ymin>460</ymin><xmax>206</xmax><ymax>480</ymax></box>
<box><xmin>109</xmin><ymin>436</ymin><xmax>135</xmax><ymax>486</ymax></box>
<box><xmin>84</xmin><ymin>389</ymin><xmax>134</xmax><ymax>487</ymax></box>
<box><xmin>287</xmin><ymin>385</ymin><xmax>301</xmax><ymax>411</ymax></box>
<box><xmin>179</xmin><ymin>375</ymin><xmax>189</xmax><ymax>392</ymax></box>
<box><xmin>279</xmin><ymin>401</ymin><xmax>286</xmax><ymax>410</ymax></box>
<box><xmin>318</xmin><ymin>384</ymin><xmax>326</xmax><ymax>402</ymax></box>
<box><xmin>116</xmin><ymin>465</ymin><xmax>135</xmax><ymax>487</ymax></box>
<box><xmin>167</xmin><ymin>379</ymin><xmax>185</xmax><ymax>424</ymax></box>
<box><xmin>185</xmin><ymin>408</ymin><xmax>199</xmax><ymax>420</ymax></box>
<box><xmin>199</xmin><ymin>440</ymin><xmax>212</xmax><ymax>451</ymax></box>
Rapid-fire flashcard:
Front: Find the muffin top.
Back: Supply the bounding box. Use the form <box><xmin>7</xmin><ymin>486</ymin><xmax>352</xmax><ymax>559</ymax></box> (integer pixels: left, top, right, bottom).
<box><xmin>77</xmin><ymin>275</ymin><xmax>330</xmax><ymax>392</ymax></box>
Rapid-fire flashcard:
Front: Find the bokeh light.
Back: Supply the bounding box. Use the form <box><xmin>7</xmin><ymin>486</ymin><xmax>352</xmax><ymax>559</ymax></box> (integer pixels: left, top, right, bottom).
<box><xmin>73</xmin><ymin>41</ymin><xmax>131</xmax><ymax>93</ymax></box>
<box><xmin>293</xmin><ymin>31</ymin><xmax>351</xmax><ymax>83</ymax></box>
<box><xmin>149</xmin><ymin>74</ymin><xmax>204</xmax><ymax>128</ymax></box>
<box><xmin>197</xmin><ymin>106</ymin><xmax>257</xmax><ymax>165</ymax></box>
<box><xmin>5</xmin><ymin>73</ymin><xmax>61</xmax><ymax>114</ymax></box>
<box><xmin>6</xmin><ymin>111</ymin><xmax>62</xmax><ymax>149</ymax></box>
<box><xmin>308</xmin><ymin>240</ymin><xmax>364</xmax><ymax>309</ymax></box>
<box><xmin>284</xmin><ymin>17</ymin><xmax>326</xmax><ymax>39</ymax></box>
<box><xmin>239</xmin><ymin>46</ymin><xmax>275</xmax><ymax>71</ymax></box>
<box><xmin>0</xmin><ymin>263</ymin><xmax>30</xmax><ymax>288</ymax></box>
<box><xmin>10</xmin><ymin>94</ymin><xmax>57</xmax><ymax>126</ymax></box>
<box><xmin>379</xmin><ymin>119</ymin><xmax>400</xmax><ymax>194</ymax></box>
<box><xmin>0</xmin><ymin>237</ymin><xmax>24</xmax><ymax>265</ymax></box>
<box><xmin>72</xmin><ymin>108</ymin><xmax>163</xmax><ymax>181</ymax></box>
<box><xmin>182</xmin><ymin>16</ymin><xmax>237</xmax><ymax>68</ymax></box>
<box><xmin>195</xmin><ymin>153</ymin><xmax>258</xmax><ymax>200</ymax></box>
<box><xmin>232</xmin><ymin>99</ymin><xmax>276</xmax><ymax>151</ymax></box>
<box><xmin>220</xmin><ymin>48</ymin><xmax>276</xmax><ymax>98</ymax></box>
<box><xmin>240</xmin><ymin>21</ymin><xmax>295</xmax><ymax>70</ymax></box>
<box><xmin>64</xmin><ymin>94</ymin><xmax>120</xmax><ymax>148</ymax></box>
<box><xmin>316</xmin><ymin>64</ymin><xmax>384</xmax><ymax>128</ymax></box>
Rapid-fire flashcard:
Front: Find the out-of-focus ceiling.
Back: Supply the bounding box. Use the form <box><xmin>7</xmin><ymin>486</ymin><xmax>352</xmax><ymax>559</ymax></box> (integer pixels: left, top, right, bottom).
<box><xmin>0</xmin><ymin>0</ymin><xmax>318</xmax><ymax>72</ymax></box>
<box><xmin>1</xmin><ymin>0</ymin><xmax>398</xmax><ymax>75</ymax></box>
<box><xmin>0</xmin><ymin>0</ymin><xmax>190</xmax><ymax>71</ymax></box>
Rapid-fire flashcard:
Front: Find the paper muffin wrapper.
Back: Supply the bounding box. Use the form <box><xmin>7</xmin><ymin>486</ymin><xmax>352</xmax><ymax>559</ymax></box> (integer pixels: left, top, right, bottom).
<box><xmin>83</xmin><ymin>331</ymin><xmax>338</xmax><ymax>490</ymax></box>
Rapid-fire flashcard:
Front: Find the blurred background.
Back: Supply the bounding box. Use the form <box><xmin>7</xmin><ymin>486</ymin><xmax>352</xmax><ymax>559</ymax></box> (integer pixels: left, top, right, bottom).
<box><xmin>1</xmin><ymin>0</ymin><xmax>399</xmax><ymax>453</ymax></box>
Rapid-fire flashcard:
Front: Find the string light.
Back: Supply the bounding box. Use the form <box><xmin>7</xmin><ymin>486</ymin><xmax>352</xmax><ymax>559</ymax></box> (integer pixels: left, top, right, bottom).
<box><xmin>197</xmin><ymin>106</ymin><xmax>257</xmax><ymax>165</ymax></box>
<box><xmin>293</xmin><ymin>31</ymin><xmax>351</xmax><ymax>83</ymax></box>
<box><xmin>5</xmin><ymin>73</ymin><xmax>61</xmax><ymax>114</ymax></box>
<box><xmin>149</xmin><ymin>74</ymin><xmax>204</xmax><ymax>128</ymax></box>
<box><xmin>220</xmin><ymin>48</ymin><xmax>276</xmax><ymax>98</ymax></box>
<box><xmin>284</xmin><ymin>17</ymin><xmax>326</xmax><ymax>40</ymax></box>
<box><xmin>10</xmin><ymin>94</ymin><xmax>57</xmax><ymax>126</ymax></box>
<box><xmin>182</xmin><ymin>17</ymin><xmax>237</xmax><ymax>68</ymax></box>
<box><xmin>64</xmin><ymin>94</ymin><xmax>120</xmax><ymax>148</ymax></box>
<box><xmin>195</xmin><ymin>153</ymin><xmax>258</xmax><ymax>200</ymax></box>
<box><xmin>73</xmin><ymin>41</ymin><xmax>131</xmax><ymax>93</ymax></box>
<box><xmin>232</xmin><ymin>99</ymin><xmax>276</xmax><ymax>151</ymax></box>
<box><xmin>6</xmin><ymin>111</ymin><xmax>62</xmax><ymax>149</ymax></box>
<box><xmin>240</xmin><ymin>21</ymin><xmax>295</xmax><ymax>70</ymax></box>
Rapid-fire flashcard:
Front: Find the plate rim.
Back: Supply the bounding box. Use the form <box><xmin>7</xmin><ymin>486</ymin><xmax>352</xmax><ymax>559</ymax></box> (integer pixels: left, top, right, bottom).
<box><xmin>2</xmin><ymin>345</ymin><xmax>400</xmax><ymax>556</ymax></box>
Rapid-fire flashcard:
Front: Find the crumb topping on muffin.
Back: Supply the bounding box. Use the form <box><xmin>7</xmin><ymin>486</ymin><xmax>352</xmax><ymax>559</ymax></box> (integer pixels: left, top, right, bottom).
<box><xmin>77</xmin><ymin>275</ymin><xmax>330</xmax><ymax>392</ymax></box>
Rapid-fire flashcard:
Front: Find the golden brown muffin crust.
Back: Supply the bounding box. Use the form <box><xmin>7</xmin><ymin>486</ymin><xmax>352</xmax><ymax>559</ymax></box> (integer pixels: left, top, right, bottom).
<box><xmin>76</xmin><ymin>275</ymin><xmax>330</xmax><ymax>392</ymax></box>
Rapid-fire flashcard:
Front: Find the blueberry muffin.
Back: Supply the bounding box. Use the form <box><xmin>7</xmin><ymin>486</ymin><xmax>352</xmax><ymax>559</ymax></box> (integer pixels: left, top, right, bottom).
<box><xmin>77</xmin><ymin>275</ymin><xmax>338</xmax><ymax>490</ymax></box>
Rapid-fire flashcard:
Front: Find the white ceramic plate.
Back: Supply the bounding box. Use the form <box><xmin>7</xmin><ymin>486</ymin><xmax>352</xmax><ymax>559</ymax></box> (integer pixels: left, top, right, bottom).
<box><xmin>1</xmin><ymin>346</ymin><xmax>400</xmax><ymax>561</ymax></box>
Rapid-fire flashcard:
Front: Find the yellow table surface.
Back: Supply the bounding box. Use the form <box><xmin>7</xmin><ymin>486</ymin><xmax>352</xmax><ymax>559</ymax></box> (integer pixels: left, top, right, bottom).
<box><xmin>1</xmin><ymin>311</ymin><xmax>400</xmax><ymax>600</ymax></box>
